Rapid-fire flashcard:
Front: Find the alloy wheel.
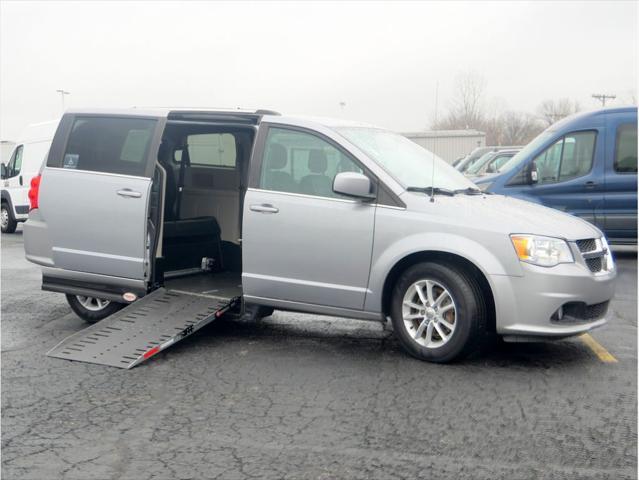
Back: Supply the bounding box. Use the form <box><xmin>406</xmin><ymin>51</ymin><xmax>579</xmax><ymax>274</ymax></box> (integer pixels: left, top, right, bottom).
<box><xmin>76</xmin><ymin>296</ymin><xmax>111</xmax><ymax>311</ymax></box>
<box><xmin>401</xmin><ymin>279</ymin><xmax>457</xmax><ymax>348</ymax></box>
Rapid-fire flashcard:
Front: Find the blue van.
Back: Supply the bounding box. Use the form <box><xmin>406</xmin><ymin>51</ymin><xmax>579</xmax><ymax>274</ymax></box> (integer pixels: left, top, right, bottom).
<box><xmin>473</xmin><ymin>106</ymin><xmax>638</xmax><ymax>244</ymax></box>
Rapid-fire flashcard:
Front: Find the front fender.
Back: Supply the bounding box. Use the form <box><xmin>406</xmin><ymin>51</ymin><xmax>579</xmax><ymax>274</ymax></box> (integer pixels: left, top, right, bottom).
<box><xmin>364</xmin><ymin>232</ymin><xmax>522</xmax><ymax>313</ymax></box>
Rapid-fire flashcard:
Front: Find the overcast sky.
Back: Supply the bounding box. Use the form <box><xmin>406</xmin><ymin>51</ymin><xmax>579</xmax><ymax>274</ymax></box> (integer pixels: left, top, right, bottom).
<box><xmin>1</xmin><ymin>1</ymin><xmax>636</xmax><ymax>140</ymax></box>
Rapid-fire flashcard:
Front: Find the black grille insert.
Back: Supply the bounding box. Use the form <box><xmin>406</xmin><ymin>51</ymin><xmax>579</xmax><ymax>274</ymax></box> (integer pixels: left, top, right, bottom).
<box><xmin>552</xmin><ymin>301</ymin><xmax>609</xmax><ymax>323</ymax></box>
<box><xmin>586</xmin><ymin>256</ymin><xmax>603</xmax><ymax>273</ymax></box>
<box><xmin>576</xmin><ymin>238</ymin><xmax>597</xmax><ymax>253</ymax></box>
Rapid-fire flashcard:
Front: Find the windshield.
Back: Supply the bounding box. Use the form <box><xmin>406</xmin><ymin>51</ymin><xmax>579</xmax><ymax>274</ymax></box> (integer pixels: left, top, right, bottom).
<box><xmin>496</xmin><ymin>130</ymin><xmax>554</xmax><ymax>173</ymax></box>
<box><xmin>466</xmin><ymin>152</ymin><xmax>494</xmax><ymax>175</ymax></box>
<box><xmin>335</xmin><ymin>127</ymin><xmax>476</xmax><ymax>190</ymax></box>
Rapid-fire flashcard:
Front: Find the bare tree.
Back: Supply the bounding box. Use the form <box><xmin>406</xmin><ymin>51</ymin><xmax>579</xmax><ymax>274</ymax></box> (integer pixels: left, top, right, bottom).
<box><xmin>537</xmin><ymin>98</ymin><xmax>581</xmax><ymax>126</ymax></box>
<box><xmin>499</xmin><ymin>111</ymin><xmax>544</xmax><ymax>145</ymax></box>
<box><xmin>432</xmin><ymin>71</ymin><xmax>486</xmax><ymax>130</ymax></box>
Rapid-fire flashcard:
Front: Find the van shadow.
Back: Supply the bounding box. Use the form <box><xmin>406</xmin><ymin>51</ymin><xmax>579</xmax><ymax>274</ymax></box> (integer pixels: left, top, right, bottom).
<box><xmin>185</xmin><ymin>314</ymin><xmax>597</xmax><ymax>370</ymax></box>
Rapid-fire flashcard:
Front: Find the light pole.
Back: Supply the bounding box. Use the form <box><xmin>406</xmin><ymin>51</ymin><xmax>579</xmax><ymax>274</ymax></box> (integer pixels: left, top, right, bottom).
<box><xmin>56</xmin><ymin>89</ymin><xmax>70</xmax><ymax>112</ymax></box>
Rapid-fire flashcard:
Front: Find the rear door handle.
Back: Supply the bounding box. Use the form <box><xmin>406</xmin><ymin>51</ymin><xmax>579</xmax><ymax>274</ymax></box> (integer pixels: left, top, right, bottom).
<box><xmin>117</xmin><ymin>189</ymin><xmax>142</xmax><ymax>198</ymax></box>
<box><xmin>249</xmin><ymin>204</ymin><xmax>279</xmax><ymax>214</ymax></box>
<box><xmin>585</xmin><ymin>181</ymin><xmax>598</xmax><ymax>188</ymax></box>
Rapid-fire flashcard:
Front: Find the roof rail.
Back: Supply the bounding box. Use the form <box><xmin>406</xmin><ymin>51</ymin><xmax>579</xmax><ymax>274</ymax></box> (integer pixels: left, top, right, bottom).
<box><xmin>255</xmin><ymin>109</ymin><xmax>281</xmax><ymax>116</ymax></box>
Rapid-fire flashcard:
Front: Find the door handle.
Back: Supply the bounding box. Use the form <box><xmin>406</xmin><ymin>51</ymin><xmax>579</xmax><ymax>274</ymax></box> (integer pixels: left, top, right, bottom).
<box><xmin>585</xmin><ymin>181</ymin><xmax>598</xmax><ymax>188</ymax></box>
<box><xmin>249</xmin><ymin>204</ymin><xmax>279</xmax><ymax>214</ymax></box>
<box><xmin>19</xmin><ymin>175</ymin><xmax>22</xmax><ymax>186</ymax></box>
<box><xmin>117</xmin><ymin>189</ymin><xmax>142</xmax><ymax>198</ymax></box>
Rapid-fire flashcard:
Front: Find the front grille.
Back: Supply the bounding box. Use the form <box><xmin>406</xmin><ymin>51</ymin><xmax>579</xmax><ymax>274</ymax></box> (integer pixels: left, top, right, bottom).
<box><xmin>586</xmin><ymin>256</ymin><xmax>603</xmax><ymax>273</ymax></box>
<box><xmin>552</xmin><ymin>301</ymin><xmax>609</xmax><ymax>323</ymax></box>
<box><xmin>576</xmin><ymin>238</ymin><xmax>608</xmax><ymax>273</ymax></box>
<box><xmin>577</xmin><ymin>238</ymin><xmax>597</xmax><ymax>253</ymax></box>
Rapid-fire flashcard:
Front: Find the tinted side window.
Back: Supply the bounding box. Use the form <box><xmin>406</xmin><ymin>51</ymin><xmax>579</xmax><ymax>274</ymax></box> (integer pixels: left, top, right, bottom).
<box><xmin>558</xmin><ymin>131</ymin><xmax>596</xmax><ymax>181</ymax></box>
<box><xmin>534</xmin><ymin>138</ymin><xmax>562</xmax><ymax>184</ymax></box>
<box><xmin>63</xmin><ymin>117</ymin><xmax>157</xmax><ymax>176</ymax></box>
<box><xmin>614</xmin><ymin>123</ymin><xmax>638</xmax><ymax>173</ymax></box>
<box><xmin>260</xmin><ymin>127</ymin><xmax>363</xmax><ymax>199</ymax></box>
<box><xmin>533</xmin><ymin>131</ymin><xmax>596</xmax><ymax>184</ymax></box>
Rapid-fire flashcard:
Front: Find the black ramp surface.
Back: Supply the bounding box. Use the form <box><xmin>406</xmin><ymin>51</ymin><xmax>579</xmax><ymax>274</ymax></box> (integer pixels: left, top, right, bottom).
<box><xmin>47</xmin><ymin>288</ymin><xmax>226</xmax><ymax>368</ymax></box>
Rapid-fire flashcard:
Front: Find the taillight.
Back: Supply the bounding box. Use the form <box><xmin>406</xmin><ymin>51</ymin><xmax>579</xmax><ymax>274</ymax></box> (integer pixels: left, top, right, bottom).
<box><xmin>28</xmin><ymin>174</ymin><xmax>41</xmax><ymax>211</ymax></box>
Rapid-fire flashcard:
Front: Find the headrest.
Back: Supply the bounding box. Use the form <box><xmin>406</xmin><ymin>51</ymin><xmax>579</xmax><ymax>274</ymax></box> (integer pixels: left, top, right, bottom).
<box><xmin>267</xmin><ymin>143</ymin><xmax>287</xmax><ymax>169</ymax></box>
<box><xmin>308</xmin><ymin>150</ymin><xmax>327</xmax><ymax>173</ymax></box>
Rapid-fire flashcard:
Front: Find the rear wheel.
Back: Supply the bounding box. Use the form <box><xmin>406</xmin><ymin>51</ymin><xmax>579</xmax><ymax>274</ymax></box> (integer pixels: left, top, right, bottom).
<box><xmin>1</xmin><ymin>203</ymin><xmax>17</xmax><ymax>234</ymax></box>
<box><xmin>66</xmin><ymin>294</ymin><xmax>124</xmax><ymax>323</ymax></box>
<box><xmin>391</xmin><ymin>261</ymin><xmax>486</xmax><ymax>363</ymax></box>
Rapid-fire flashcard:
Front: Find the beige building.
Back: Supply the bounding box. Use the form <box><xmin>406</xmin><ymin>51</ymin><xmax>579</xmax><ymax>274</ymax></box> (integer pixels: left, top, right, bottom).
<box><xmin>402</xmin><ymin>130</ymin><xmax>486</xmax><ymax>164</ymax></box>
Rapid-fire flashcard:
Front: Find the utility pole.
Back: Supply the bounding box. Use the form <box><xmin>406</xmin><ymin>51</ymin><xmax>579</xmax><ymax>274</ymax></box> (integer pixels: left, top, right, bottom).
<box><xmin>56</xmin><ymin>89</ymin><xmax>70</xmax><ymax>112</ymax></box>
<box><xmin>592</xmin><ymin>93</ymin><xmax>615</xmax><ymax>107</ymax></box>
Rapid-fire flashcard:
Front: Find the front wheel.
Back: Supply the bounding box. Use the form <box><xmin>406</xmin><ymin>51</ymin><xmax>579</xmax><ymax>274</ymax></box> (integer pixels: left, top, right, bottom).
<box><xmin>65</xmin><ymin>294</ymin><xmax>124</xmax><ymax>323</ymax></box>
<box><xmin>391</xmin><ymin>262</ymin><xmax>486</xmax><ymax>363</ymax></box>
<box><xmin>1</xmin><ymin>203</ymin><xmax>17</xmax><ymax>234</ymax></box>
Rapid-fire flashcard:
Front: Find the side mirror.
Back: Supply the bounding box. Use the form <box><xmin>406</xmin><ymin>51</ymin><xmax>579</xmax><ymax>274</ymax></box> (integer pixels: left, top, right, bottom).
<box><xmin>333</xmin><ymin>172</ymin><xmax>375</xmax><ymax>200</ymax></box>
<box><xmin>0</xmin><ymin>163</ymin><xmax>6</xmax><ymax>179</ymax></box>
<box><xmin>528</xmin><ymin>161</ymin><xmax>538</xmax><ymax>184</ymax></box>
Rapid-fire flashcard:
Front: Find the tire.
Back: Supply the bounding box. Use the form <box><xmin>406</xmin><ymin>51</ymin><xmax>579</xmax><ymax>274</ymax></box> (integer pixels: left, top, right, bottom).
<box><xmin>1</xmin><ymin>203</ymin><xmax>17</xmax><ymax>234</ymax></box>
<box><xmin>65</xmin><ymin>294</ymin><xmax>125</xmax><ymax>324</ymax></box>
<box><xmin>390</xmin><ymin>261</ymin><xmax>486</xmax><ymax>363</ymax></box>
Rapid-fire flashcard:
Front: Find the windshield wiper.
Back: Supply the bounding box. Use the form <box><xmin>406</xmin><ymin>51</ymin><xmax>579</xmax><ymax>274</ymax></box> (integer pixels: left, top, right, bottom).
<box><xmin>454</xmin><ymin>187</ymin><xmax>484</xmax><ymax>195</ymax></box>
<box><xmin>406</xmin><ymin>186</ymin><xmax>456</xmax><ymax>196</ymax></box>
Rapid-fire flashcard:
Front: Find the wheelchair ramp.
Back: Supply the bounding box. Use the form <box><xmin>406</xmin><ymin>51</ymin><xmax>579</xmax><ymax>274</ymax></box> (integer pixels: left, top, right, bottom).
<box><xmin>47</xmin><ymin>288</ymin><xmax>239</xmax><ymax>369</ymax></box>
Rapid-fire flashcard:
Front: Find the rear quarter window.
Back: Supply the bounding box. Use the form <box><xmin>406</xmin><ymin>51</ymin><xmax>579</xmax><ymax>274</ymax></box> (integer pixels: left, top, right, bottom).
<box><xmin>614</xmin><ymin>123</ymin><xmax>638</xmax><ymax>173</ymax></box>
<box><xmin>60</xmin><ymin>117</ymin><xmax>157</xmax><ymax>176</ymax></box>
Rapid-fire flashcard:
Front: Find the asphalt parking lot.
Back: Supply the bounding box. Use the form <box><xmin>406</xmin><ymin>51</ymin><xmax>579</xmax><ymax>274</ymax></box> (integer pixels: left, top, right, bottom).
<box><xmin>1</xmin><ymin>228</ymin><xmax>637</xmax><ymax>480</ymax></box>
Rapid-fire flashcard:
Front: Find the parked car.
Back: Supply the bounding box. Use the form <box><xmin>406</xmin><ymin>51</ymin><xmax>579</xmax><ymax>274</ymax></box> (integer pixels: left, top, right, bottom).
<box><xmin>465</xmin><ymin>149</ymin><xmax>520</xmax><ymax>178</ymax></box>
<box><xmin>474</xmin><ymin>107</ymin><xmax>638</xmax><ymax>244</ymax></box>
<box><xmin>24</xmin><ymin>109</ymin><xmax>616</xmax><ymax>363</ymax></box>
<box><xmin>1</xmin><ymin>120</ymin><xmax>56</xmax><ymax>233</ymax></box>
<box><xmin>456</xmin><ymin>145</ymin><xmax>522</xmax><ymax>173</ymax></box>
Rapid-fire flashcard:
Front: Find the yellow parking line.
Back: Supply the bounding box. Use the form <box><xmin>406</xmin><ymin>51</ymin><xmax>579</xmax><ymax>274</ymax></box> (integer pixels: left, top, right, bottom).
<box><xmin>580</xmin><ymin>333</ymin><xmax>618</xmax><ymax>363</ymax></box>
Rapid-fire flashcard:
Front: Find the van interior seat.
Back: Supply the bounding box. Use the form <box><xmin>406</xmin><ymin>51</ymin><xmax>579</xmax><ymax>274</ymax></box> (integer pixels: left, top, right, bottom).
<box><xmin>263</xmin><ymin>143</ymin><xmax>296</xmax><ymax>192</ymax></box>
<box><xmin>300</xmin><ymin>149</ymin><xmax>332</xmax><ymax>197</ymax></box>
<box><xmin>157</xmin><ymin>140</ymin><xmax>223</xmax><ymax>271</ymax></box>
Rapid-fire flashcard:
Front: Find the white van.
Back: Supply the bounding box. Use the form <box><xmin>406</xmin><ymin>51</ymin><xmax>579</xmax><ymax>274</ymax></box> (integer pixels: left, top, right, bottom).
<box><xmin>1</xmin><ymin>120</ymin><xmax>58</xmax><ymax>233</ymax></box>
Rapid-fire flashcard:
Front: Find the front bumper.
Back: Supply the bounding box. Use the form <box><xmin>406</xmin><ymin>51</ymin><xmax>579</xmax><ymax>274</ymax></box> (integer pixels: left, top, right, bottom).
<box><xmin>490</xmin><ymin>260</ymin><xmax>616</xmax><ymax>338</ymax></box>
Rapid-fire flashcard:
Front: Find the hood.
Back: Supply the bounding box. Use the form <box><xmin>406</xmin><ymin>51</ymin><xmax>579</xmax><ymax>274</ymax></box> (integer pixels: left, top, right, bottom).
<box><xmin>404</xmin><ymin>193</ymin><xmax>602</xmax><ymax>241</ymax></box>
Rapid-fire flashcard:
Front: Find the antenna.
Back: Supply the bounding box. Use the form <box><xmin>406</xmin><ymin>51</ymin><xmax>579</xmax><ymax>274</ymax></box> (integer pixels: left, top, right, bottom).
<box><xmin>430</xmin><ymin>81</ymin><xmax>439</xmax><ymax>203</ymax></box>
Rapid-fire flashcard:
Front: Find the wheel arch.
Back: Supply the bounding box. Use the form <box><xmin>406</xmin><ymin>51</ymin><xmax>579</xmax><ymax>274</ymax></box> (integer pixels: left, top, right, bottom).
<box><xmin>1</xmin><ymin>189</ymin><xmax>14</xmax><ymax>213</ymax></box>
<box><xmin>380</xmin><ymin>250</ymin><xmax>496</xmax><ymax>333</ymax></box>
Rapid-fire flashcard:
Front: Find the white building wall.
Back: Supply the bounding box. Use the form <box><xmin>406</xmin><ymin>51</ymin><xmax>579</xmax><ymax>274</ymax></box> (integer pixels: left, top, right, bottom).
<box><xmin>402</xmin><ymin>130</ymin><xmax>486</xmax><ymax>164</ymax></box>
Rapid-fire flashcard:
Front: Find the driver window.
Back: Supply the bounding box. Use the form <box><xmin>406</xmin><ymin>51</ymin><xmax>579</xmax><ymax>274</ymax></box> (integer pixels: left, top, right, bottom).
<box><xmin>260</xmin><ymin>127</ymin><xmax>363</xmax><ymax>199</ymax></box>
<box><xmin>6</xmin><ymin>145</ymin><xmax>23</xmax><ymax>178</ymax></box>
<box><xmin>534</xmin><ymin>138</ymin><xmax>562</xmax><ymax>184</ymax></box>
<box><xmin>533</xmin><ymin>131</ymin><xmax>596</xmax><ymax>184</ymax></box>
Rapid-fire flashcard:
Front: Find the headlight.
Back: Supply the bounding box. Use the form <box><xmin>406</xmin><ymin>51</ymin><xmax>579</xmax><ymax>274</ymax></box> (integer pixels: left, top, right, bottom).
<box><xmin>510</xmin><ymin>234</ymin><xmax>574</xmax><ymax>267</ymax></box>
<box><xmin>477</xmin><ymin>182</ymin><xmax>492</xmax><ymax>192</ymax></box>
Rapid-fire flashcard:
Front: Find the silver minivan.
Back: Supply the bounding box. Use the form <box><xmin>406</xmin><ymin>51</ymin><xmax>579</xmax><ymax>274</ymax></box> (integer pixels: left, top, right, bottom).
<box><xmin>24</xmin><ymin>109</ymin><xmax>616</xmax><ymax>363</ymax></box>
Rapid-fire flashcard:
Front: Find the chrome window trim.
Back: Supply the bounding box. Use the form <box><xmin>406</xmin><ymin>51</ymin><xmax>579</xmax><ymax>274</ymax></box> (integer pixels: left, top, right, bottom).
<box><xmin>247</xmin><ymin>188</ymin><xmax>405</xmax><ymax>209</ymax></box>
<box><xmin>248</xmin><ymin>187</ymin><xmax>364</xmax><ymax>205</ymax></box>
